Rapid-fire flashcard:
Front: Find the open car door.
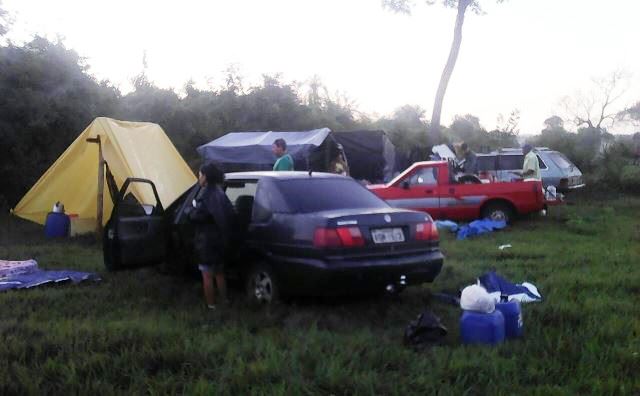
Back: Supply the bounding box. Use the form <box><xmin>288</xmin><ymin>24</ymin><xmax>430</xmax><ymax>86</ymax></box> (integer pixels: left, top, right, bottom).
<box><xmin>103</xmin><ymin>178</ymin><xmax>167</xmax><ymax>271</ymax></box>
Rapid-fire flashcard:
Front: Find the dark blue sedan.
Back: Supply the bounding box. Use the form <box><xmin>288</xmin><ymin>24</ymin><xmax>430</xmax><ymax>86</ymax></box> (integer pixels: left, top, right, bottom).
<box><xmin>103</xmin><ymin>172</ymin><xmax>444</xmax><ymax>303</ymax></box>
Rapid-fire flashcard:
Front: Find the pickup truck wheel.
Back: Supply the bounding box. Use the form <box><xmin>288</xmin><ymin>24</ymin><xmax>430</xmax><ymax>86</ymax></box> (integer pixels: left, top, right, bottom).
<box><xmin>246</xmin><ymin>263</ymin><xmax>279</xmax><ymax>304</ymax></box>
<box><xmin>481</xmin><ymin>202</ymin><xmax>513</xmax><ymax>223</ymax></box>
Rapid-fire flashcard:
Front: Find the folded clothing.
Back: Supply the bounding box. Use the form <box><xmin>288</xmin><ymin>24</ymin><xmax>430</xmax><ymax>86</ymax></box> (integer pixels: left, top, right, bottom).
<box><xmin>478</xmin><ymin>271</ymin><xmax>542</xmax><ymax>303</ymax></box>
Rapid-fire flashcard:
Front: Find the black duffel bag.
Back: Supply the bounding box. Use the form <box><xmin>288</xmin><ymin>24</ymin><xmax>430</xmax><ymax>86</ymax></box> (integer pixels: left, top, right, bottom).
<box><xmin>404</xmin><ymin>310</ymin><xmax>448</xmax><ymax>348</ymax></box>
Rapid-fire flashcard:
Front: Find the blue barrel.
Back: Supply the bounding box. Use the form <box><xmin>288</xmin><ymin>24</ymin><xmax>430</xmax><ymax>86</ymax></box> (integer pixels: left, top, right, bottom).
<box><xmin>495</xmin><ymin>300</ymin><xmax>523</xmax><ymax>338</ymax></box>
<box><xmin>44</xmin><ymin>212</ymin><xmax>70</xmax><ymax>238</ymax></box>
<box><xmin>460</xmin><ymin>310</ymin><xmax>505</xmax><ymax>345</ymax></box>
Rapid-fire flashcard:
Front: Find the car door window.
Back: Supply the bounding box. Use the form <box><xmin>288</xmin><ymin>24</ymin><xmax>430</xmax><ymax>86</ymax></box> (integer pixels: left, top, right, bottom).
<box><xmin>225</xmin><ymin>180</ymin><xmax>259</xmax><ymax>228</ymax></box>
<box><xmin>253</xmin><ymin>179</ymin><xmax>290</xmax><ymax>222</ymax></box>
<box><xmin>225</xmin><ymin>181</ymin><xmax>258</xmax><ymax>205</ymax></box>
<box><xmin>119</xmin><ymin>183</ymin><xmax>159</xmax><ymax>217</ymax></box>
<box><xmin>407</xmin><ymin>167</ymin><xmax>438</xmax><ymax>186</ymax></box>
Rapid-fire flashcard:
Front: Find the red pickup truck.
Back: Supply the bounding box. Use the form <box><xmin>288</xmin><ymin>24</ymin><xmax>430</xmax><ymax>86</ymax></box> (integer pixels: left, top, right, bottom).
<box><xmin>368</xmin><ymin>161</ymin><xmax>554</xmax><ymax>222</ymax></box>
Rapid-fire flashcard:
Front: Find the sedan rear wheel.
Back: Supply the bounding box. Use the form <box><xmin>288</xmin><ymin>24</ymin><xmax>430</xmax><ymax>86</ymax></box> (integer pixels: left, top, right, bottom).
<box><xmin>246</xmin><ymin>264</ymin><xmax>279</xmax><ymax>304</ymax></box>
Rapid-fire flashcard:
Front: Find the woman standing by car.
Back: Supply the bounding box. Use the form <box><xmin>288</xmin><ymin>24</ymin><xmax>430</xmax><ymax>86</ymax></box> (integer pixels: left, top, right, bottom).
<box><xmin>189</xmin><ymin>163</ymin><xmax>235</xmax><ymax>309</ymax></box>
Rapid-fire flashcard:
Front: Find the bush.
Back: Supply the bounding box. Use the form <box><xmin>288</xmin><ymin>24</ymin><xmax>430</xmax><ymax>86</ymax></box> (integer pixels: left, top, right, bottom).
<box><xmin>584</xmin><ymin>142</ymin><xmax>635</xmax><ymax>190</ymax></box>
<box><xmin>620</xmin><ymin>165</ymin><xmax>640</xmax><ymax>193</ymax></box>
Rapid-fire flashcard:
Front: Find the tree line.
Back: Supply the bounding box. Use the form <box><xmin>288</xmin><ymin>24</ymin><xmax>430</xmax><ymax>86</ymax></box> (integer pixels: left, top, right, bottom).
<box><xmin>1</xmin><ymin>36</ymin><xmax>639</xmax><ymax>207</ymax></box>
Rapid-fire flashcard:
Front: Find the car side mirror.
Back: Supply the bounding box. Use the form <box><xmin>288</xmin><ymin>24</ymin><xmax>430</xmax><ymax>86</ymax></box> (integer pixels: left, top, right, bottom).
<box><xmin>402</xmin><ymin>181</ymin><xmax>410</xmax><ymax>190</ymax></box>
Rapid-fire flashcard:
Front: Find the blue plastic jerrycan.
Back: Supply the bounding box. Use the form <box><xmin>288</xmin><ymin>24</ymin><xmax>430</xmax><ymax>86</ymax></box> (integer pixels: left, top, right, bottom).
<box><xmin>460</xmin><ymin>309</ymin><xmax>505</xmax><ymax>345</ymax></box>
<box><xmin>495</xmin><ymin>300</ymin><xmax>523</xmax><ymax>339</ymax></box>
<box><xmin>44</xmin><ymin>212</ymin><xmax>70</xmax><ymax>238</ymax></box>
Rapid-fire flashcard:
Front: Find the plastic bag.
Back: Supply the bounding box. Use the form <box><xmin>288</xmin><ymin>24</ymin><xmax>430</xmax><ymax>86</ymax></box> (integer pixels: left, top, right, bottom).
<box><xmin>460</xmin><ymin>284</ymin><xmax>495</xmax><ymax>313</ymax></box>
<box><xmin>52</xmin><ymin>201</ymin><xmax>65</xmax><ymax>213</ymax></box>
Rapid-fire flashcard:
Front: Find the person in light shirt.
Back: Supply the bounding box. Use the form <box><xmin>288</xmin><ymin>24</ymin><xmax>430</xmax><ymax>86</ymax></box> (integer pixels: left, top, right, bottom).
<box><xmin>518</xmin><ymin>144</ymin><xmax>541</xmax><ymax>180</ymax></box>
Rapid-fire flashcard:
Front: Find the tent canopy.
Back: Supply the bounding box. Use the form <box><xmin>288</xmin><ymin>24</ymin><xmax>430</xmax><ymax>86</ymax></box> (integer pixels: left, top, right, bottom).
<box><xmin>333</xmin><ymin>130</ymin><xmax>398</xmax><ymax>183</ymax></box>
<box><xmin>197</xmin><ymin>128</ymin><xmax>338</xmax><ymax>172</ymax></box>
<box><xmin>12</xmin><ymin>117</ymin><xmax>196</xmax><ymax>233</ymax></box>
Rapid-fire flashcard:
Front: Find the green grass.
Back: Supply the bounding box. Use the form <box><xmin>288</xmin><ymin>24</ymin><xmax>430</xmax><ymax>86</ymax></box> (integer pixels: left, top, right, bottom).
<box><xmin>1</xmin><ymin>197</ymin><xmax>639</xmax><ymax>395</ymax></box>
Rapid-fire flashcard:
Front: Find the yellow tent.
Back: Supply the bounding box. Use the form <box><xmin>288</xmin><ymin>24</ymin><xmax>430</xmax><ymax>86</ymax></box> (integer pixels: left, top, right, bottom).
<box><xmin>12</xmin><ymin>117</ymin><xmax>197</xmax><ymax>234</ymax></box>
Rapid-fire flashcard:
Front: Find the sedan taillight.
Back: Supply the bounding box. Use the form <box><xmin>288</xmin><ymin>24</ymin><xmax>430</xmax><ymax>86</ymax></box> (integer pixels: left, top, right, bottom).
<box><xmin>415</xmin><ymin>222</ymin><xmax>438</xmax><ymax>241</ymax></box>
<box><xmin>314</xmin><ymin>227</ymin><xmax>364</xmax><ymax>248</ymax></box>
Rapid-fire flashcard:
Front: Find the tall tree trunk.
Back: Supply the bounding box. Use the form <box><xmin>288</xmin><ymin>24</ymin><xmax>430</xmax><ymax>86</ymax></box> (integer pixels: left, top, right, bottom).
<box><xmin>429</xmin><ymin>0</ymin><xmax>471</xmax><ymax>135</ymax></box>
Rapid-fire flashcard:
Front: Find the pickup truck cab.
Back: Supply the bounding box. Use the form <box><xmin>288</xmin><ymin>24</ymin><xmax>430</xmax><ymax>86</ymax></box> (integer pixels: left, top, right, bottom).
<box><xmin>368</xmin><ymin>161</ymin><xmax>551</xmax><ymax>223</ymax></box>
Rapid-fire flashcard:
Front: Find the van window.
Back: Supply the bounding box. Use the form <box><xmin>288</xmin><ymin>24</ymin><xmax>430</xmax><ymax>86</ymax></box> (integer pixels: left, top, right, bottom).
<box><xmin>537</xmin><ymin>155</ymin><xmax>548</xmax><ymax>170</ymax></box>
<box><xmin>498</xmin><ymin>155</ymin><xmax>524</xmax><ymax>170</ymax></box>
<box><xmin>547</xmin><ymin>152</ymin><xmax>574</xmax><ymax>169</ymax></box>
<box><xmin>476</xmin><ymin>156</ymin><xmax>497</xmax><ymax>171</ymax></box>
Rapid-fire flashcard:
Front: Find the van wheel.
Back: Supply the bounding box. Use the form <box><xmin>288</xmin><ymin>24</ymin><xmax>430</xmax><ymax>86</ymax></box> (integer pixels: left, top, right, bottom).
<box><xmin>481</xmin><ymin>202</ymin><xmax>513</xmax><ymax>223</ymax></box>
<box><xmin>246</xmin><ymin>263</ymin><xmax>280</xmax><ymax>304</ymax></box>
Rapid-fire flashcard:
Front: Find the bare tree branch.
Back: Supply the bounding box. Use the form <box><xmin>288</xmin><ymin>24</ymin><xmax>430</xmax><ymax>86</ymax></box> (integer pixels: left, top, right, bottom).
<box><xmin>564</xmin><ymin>70</ymin><xmax>631</xmax><ymax>131</ymax></box>
<box><xmin>381</xmin><ymin>0</ymin><xmax>506</xmax><ymax>140</ymax></box>
<box><xmin>381</xmin><ymin>0</ymin><xmax>414</xmax><ymax>14</ymax></box>
<box><xmin>618</xmin><ymin>102</ymin><xmax>640</xmax><ymax>124</ymax></box>
<box><xmin>0</xmin><ymin>1</ymin><xmax>12</xmax><ymax>36</ymax></box>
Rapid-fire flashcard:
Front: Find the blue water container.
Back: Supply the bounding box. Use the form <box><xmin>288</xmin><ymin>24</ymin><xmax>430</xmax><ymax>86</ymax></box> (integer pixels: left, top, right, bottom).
<box><xmin>460</xmin><ymin>310</ymin><xmax>505</xmax><ymax>345</ymax></box>
<box><xmin>495</xmin><ymin>300</ymin><xmax>523</xmax><ymax>338</ymax></box>
<box><xmin>44</xmin><ymin>212</ymin><xmax>70</xmax><ymax>238</ymax></box>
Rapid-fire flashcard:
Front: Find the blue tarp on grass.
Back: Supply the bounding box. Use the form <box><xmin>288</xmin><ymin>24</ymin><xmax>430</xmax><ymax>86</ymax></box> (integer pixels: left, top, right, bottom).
<box><xmin>0</xmin><ymin>270</ymin><xmax>100</xmax><ymax>292</ymax></box>
<box><xmin>456</xmin><ymin>219</ymin><xmax>507</xmax><ymax>240</ymax></box>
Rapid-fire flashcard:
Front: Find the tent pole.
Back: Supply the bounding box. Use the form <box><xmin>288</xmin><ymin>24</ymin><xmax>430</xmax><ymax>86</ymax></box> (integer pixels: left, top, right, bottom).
<box><xmin>87</xmin><ymin>136</ymin><xmax>104</xmax><ymax>236</ymax></box>
<box><xmin>6</xmin><ymin>209</ymin><xmax>11</xmax><ymax>258</ymax></box>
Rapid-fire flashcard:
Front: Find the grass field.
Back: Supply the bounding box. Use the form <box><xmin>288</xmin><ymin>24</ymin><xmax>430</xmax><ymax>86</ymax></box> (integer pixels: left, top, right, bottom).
<box><xmin>1</xmin><ymin>196</ymin><xmax>639</xmax><ymax>395</ymax></box>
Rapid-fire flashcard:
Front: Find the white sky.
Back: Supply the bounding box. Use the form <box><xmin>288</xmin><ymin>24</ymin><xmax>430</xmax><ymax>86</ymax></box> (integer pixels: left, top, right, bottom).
<box><xmin>3</xmin><ymin>0</ymin><xmax>640</xmax><ymax>134</ymax></box>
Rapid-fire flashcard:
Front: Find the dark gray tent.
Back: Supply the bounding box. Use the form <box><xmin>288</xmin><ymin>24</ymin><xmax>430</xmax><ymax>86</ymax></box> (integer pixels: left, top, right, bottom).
<box><xmin>197</xmin><ymin>128</ymin><xmax>342</xmax><ymax>173</ymax></box>
<box><xmin>333</xmin><ymin>130</ymin><xmax>401</xmax><ymax>183</ymax></box>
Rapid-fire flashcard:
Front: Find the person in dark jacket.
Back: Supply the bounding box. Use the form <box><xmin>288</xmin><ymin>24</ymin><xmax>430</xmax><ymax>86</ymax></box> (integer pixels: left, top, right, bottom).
<box><xmin>189</xmin><ymin>163</ymin><xmax>235</xmax><ymax>309</ymax></box>
<box><xmin>460</xmin><ymin>143</ymin><xmax>477</xmax><ymax>174</ymax></box>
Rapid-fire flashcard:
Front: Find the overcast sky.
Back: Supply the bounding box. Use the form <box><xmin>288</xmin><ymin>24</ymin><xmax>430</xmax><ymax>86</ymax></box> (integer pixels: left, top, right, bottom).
<box><xmin>3</xmin><ymin>0</ymin><xmax>639</xmax><ymax>134</ymax></box>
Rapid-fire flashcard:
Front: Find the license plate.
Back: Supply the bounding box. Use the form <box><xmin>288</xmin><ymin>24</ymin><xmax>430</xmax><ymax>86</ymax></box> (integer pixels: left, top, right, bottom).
<box><xmin>371</xmin><ymin>228</ymin><xmax>405</xmax><ymax>244</ymax></box>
